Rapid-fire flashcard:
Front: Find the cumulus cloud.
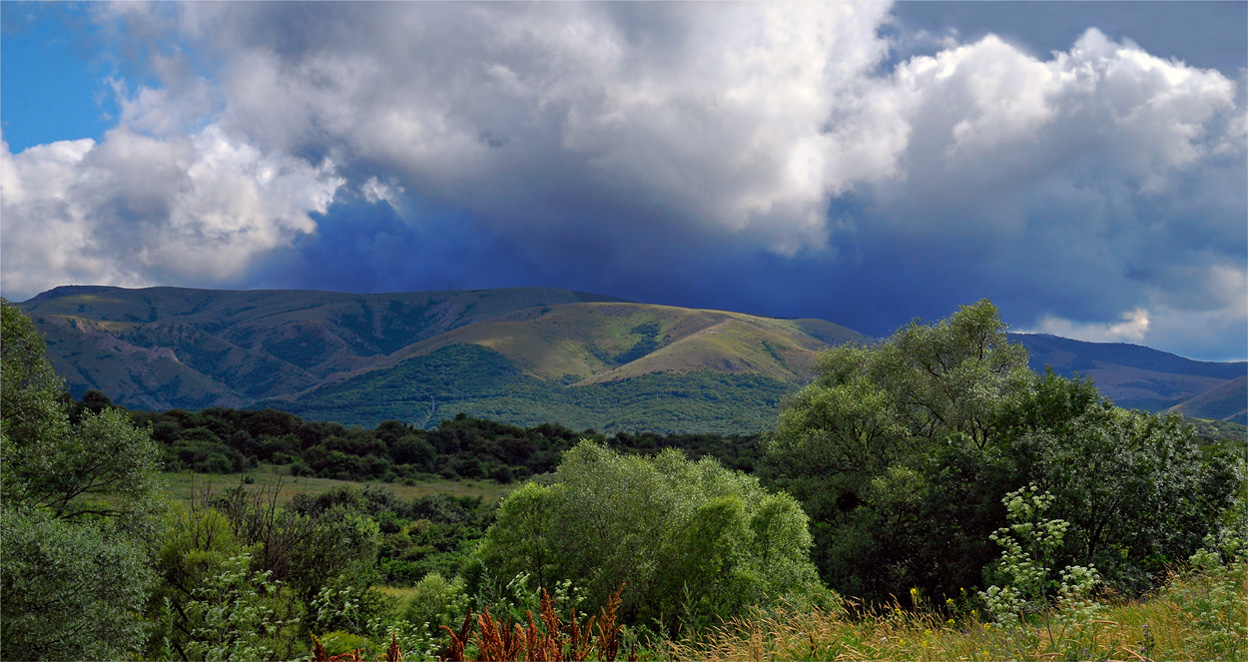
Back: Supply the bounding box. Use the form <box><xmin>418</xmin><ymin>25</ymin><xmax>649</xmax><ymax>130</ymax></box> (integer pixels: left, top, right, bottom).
<box><xmin>179</xmin><ymin>1</ymin><xmax>899</xmax><ymax>255</ymax></box>
<box><xmin>1</xmin><ymin>126</ymin><xmax>342</xmax><ymax>297</ymax></box>
<box><xmin>1</xmin><ymin>2</ymin><xmax>1243</xmax><ymax>359</ymax></box>
<box><xmin>1029</xmin><ymin>308</ymin><xmax>1151</xmax><ymax>343</ymax></box>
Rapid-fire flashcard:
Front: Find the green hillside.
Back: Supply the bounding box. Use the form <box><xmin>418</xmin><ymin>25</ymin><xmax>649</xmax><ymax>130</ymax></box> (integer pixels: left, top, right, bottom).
<box><xmin>17</xmin><ymin>286</ymin><xmax>865</xmax><ymax>432</ymax></box>
<box><xmin>1168</xmin><ymin>375</ymin><xmax>1248</xmax><ymax>425</ymax></box>
<box><xmin>262</xmin><ymin>343</ymin><xmax>797</xmax><ymax>432</ymax></box>
<box><xmin>377</xmin><ymin>301</ymin><xmax>863</xmax><ymax>383</ymax></box>
<box><xmin>26</xmin><ymin>285</ymin><xmax>1239</xmax><ymax>433</ymax></box>
<box><xmin>18</xmin><ymin>286</ymin><xmax>623</xmax><ymax>410</ymax></box>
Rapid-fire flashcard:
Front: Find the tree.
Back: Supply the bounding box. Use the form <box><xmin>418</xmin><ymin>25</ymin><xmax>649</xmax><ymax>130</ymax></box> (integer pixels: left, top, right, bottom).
<box><xmin>1</xmin><ymin>300</ymin><xmax>163</xmax><ymax>659</ymax></box>
<box><xmin>764</xmin><ymin>300</ymin><xmax>1031</xmax><ymax>600</ymax></box>
<box><xmin>763</xmin><ymin>299</ymin><xmax>1240</xmax><ymax>603</ymax></box>
<box><xmin>474</xmin><ymin>441</ymin><xmax>827</xmax><ymax>631</ymax></box>
<box><xmin>1012</xmin><ymin>379</ymin><xmax>1239</xmax><ymax>589</ymax></box>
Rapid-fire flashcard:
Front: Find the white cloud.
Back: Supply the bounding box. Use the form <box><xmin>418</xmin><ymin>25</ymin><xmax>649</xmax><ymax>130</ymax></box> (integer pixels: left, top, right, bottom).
<box><xmin>865</xmin><ymin>28</ymin><xmax>1241</xmax><ymax>232</ymax></box>
<box><xmin>1</xmin><ymin>3</ymin><xmax>1242</xmax><ymax>360</ymax></box>
<box><xmin>0</xmin><ymin>126</ymin><xmax>342</xmax><ymax>299</ymax></box>
<box><xmin>173</xmin><ymin>1</ymin><xmax>898</xmax><ymax>254</ymax></box>
<box><xmin>1028</xmin><ymin>308</ymin><xmax>1151</xmax><ymax>343</ymax></box>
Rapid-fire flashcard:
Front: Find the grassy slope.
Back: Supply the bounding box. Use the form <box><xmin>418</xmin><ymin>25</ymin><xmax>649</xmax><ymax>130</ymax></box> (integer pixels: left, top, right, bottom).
<box><xmin>262</xmin><ymin>344</ymin><xmax>797</xmax><ymax>433</ymax></box>
<box><xmin>271</xmin><ymin>303</ymin><xmax>867</xmax><ymax>432</ymax></box>
<box><xmin>1169</xmin><ymin>375</ymin><xmax>1248</xmax><ymax>424</ymax></box>
<box><xmin>18</xmin><ymin>286</ymin><xmax>623</xmax><ymax>407</ymax></box>
<box><xmin>1011</xmin><ymin>333</ymin><xmax>1247</xmax><ymax>411</ymax></box>
<box><xmin>667</xmin><ymin>562</ymin><xmax>1246</xmax><ymax>662</ymax></box>
<box><xmin>373</xmin><ymin>302</ymin><xmax>867</xmax><ymax>384</ymax></box>
<box><xmin>21</xmin><ymin>286</ymin><xmax>865</xmax><ymax>432</ymax></box>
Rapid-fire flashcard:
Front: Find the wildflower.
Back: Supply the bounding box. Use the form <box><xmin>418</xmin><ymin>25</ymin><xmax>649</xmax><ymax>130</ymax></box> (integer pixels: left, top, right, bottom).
<box><xmin>946</xmin><ymin>619</ymin><xmax>955</xmax><ymax>626</ymax></box>
<box><xmin>924</xmin><ymin>629</ymin><xmax>932</xmax><ymax>635</ymax></box>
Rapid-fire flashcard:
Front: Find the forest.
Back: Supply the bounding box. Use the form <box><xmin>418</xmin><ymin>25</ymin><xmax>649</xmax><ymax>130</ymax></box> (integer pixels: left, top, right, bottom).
<box><xmin>1</xmin><ymin>298</ymin><xmax>1243</xmax><ymax>661</ymax></box>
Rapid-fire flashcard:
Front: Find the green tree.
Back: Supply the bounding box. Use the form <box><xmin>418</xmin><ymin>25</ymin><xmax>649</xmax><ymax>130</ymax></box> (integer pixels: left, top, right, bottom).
<box><xmin>1012</xmin><ymin>379</ymin><xmax>1239</xmax><ymax>589</ymax></box>
<box><xmin>474</xmin><ymin>441</ymin><xmax>826</xmax><ymax>631</ymax></box>
<box><xmin>764</xmin><ymin>300</ymin><xmax>1030</xmax><ymax>600</ymax></box>
<box><xmin>763</xmin><ymin>299</ymin><xmax>1240</xmax><ymax>603</ymax></box>
<box><xmin>0</xmin><ymin>300</ymin><xmax>163</xmax><ymax>660</ymax></box>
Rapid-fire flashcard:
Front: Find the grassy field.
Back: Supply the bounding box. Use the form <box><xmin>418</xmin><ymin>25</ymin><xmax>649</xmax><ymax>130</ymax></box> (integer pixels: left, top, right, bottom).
<box><xmin>160</xmin><ymin>465</ymin><xmax>515</xmax><ymax>505</ymax></box>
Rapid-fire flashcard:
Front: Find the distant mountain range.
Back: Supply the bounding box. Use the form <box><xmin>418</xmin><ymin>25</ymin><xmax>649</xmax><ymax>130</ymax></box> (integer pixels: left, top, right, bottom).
<box><xmin>1009</xmin><ymin>333</ymin><xmax>1247</xmax><ymax>424</ymax></box>
<box><xmin>15</xmin><ymin>286</ymin><xmax>1246</xmax><ymax>431</ymax></box>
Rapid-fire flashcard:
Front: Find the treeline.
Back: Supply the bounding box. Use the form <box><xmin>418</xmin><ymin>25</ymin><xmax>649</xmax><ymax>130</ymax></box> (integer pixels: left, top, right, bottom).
<box><xmin>71</xmin><ymin>392</ymin><xmax>763</xmax><ymax>482</ymax></box>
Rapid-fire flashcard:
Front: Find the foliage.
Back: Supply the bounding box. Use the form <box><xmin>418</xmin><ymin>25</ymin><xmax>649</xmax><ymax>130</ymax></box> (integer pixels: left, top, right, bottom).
<box><xmin>763</xmin><ymin>299</ymin><xmax>1242</xmax><ymax>604</ymax></box>
<box><xmin>181</xmin><ymin>553</ymin><xmax>302</xmax><ymax>661</ymax></box>
<box><xmin>979</xmin><ymin>486</ymin><xmax>1108</xmax><ymax>659</ymax></box>
<box><xmin>0</xmin><ymin>504</ymin><xmax>156</xmax><ymax>660</ymax></box>
<box><xmin>439</xmin><ymin>585</ymin><xmax>629</xmax><ymax>662</ymax></box>
<box><xmin>0</xmin><ymin>300</ymin><xmax>162</xmax><ymax>660</ymax></box>
<box><xmin>474</xmin><ymin>441</ymin><xmax>827</xmax><ymax>632</ymax></box>
<box><xmin>130</xmin><ymin>403</ymin><xmax>762</xmax><ymax>483</ymax></box>
<box><xmin>1164</xmin><ymin>537</ymin><xmax>1247</xmax><ymax>660</ymax></box>
<box><xmin>403</xmin><ymin>573</ymin><xmax>470</xmax><ymax>638</ymax></box>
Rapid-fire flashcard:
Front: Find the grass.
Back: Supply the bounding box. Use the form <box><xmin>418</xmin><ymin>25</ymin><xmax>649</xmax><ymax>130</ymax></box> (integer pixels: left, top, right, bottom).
<box><xmin>659</xmin><ymin>562</ymin><xmax>1247</xmax><ymax>662</ymax></box>
<box><xmin>160</xmin><ymin>465</ymin><xmax>516</xmax><ymax>505</ymax></box>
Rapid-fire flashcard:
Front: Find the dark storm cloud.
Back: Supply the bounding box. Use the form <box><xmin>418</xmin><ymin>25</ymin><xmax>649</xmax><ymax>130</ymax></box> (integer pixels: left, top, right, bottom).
<box><xmin>2</xmin><ymin>2</ymin><xmax>1243</xmax><ymax>359</ymax></box>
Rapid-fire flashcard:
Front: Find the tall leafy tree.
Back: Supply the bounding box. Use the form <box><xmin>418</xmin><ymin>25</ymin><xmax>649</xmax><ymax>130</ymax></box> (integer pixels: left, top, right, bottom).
<box><xmin>1</xmin><ymin>300</ymin><xmax>163</xmax><ymax>660</ymax></box>
<box><xmin>763</xmin><ymin>300</ymin><xmax>1240</xmax><ymax>603</ymax></box>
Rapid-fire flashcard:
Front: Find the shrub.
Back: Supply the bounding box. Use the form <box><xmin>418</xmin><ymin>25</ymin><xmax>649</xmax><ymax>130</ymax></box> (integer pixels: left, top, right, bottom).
<box><xmin>474</xmin><ymin>441</ymin><xmax>826</xmax><ymax>631</ymax></box>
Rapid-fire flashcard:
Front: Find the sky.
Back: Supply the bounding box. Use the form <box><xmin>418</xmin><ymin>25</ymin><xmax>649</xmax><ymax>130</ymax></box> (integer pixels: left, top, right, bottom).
<box><xmin>1</xmin><ymin>2</ymin><xmax>1245</xmax><ymax>362</ymax></box>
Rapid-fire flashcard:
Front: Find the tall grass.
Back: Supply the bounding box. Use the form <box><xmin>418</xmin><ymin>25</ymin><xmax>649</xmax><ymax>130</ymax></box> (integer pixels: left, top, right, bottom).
<box><xmin>663</xmin><ymin>561</ymin><xmax>1246</xmax><ymax>662</ymax></box>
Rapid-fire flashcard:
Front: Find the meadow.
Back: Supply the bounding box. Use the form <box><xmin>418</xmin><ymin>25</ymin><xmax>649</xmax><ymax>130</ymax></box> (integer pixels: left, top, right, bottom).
<box><xmin>160</xmin><ymin>466</ymin><xmax>514</xmax><ymax>505</ymax></box>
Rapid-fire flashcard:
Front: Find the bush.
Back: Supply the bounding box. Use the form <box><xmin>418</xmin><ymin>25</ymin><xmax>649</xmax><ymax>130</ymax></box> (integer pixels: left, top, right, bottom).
<box><xmin>474</xmin><ymin>441</ymin><xmax>826</xmax><ymax>631</ymax></box>
<box><xmin>402</xmin><ymin>572</ymin><xmax>469</xmax><ymax>636</ymax></box>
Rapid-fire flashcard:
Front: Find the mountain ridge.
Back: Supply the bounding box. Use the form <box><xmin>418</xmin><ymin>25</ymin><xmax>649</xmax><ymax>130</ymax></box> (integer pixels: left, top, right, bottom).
<box><xmin>1009</xmin><ymin>332</ymin><xmax>1246</xmax><ymax>416</ymax></box>
<box><xmin>17</xmin><ymin>285</ymin><xmax>867</xmax><ymax>431</ymax></box>
<box><xmin>16</xmin><ymin>286</ymin><xmax>1245</xmax><ymax>431</ymax></box>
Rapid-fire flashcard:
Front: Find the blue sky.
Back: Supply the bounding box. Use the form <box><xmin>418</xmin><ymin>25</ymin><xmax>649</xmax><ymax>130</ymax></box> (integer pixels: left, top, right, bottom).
<box><xmin>2</xmin><ymin>1</ymin><xmax>1245</xmax><ymax>361</ymax></box>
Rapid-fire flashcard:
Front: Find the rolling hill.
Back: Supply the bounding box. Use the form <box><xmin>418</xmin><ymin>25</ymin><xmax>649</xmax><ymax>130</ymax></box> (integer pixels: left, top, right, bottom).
<box><xmin>1010</xmin><ymin>333</ymin><xmax>1246</xmax><ymax>414</ymax></box>
<box><xmin>16</xmin><ymin>286</ymin><xmax>1244</xmax><ymax>432</ymax></box>
<box><xmin>16</xmin><ymin>285</ymin><xmax>866</xmax><ymax>432</ymax></box>
<box><xmin>1167</xmin><ymin>375</ymin><xmax>1248</xmax><ymax>425</ymax></box>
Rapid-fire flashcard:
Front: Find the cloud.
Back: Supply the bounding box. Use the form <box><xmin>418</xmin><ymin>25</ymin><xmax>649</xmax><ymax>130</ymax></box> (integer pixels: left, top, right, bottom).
<box><xmin>1</xmin><ymin>125</ymin><xmax>342</xmax><ymax>298</ymax></box>
<box><xmin>1028</xmin><ymin>308</ymin><xmax>1151</xmax><ymax>343</ymax></box>
<box><xmin>181</xmin><ymin>1</ymin><xmax>900</xmax><ymax>256</ymax></box>
<box><xmin>1</xmin><ymin>3</ymin><xmax>1243</xmax><ymax>360</ymax></box>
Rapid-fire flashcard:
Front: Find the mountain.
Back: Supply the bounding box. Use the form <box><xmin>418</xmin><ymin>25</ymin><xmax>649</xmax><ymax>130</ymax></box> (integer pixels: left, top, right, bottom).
<box><xmin>18</xmin><ymin>286</ymin><xmax>1243</xmax><ymax>432</ymax></box>
<box><xmin>17</xmin><ymin>285</ymin><xmax>866</xmax><ymax>432</ymax></box>
<box><xmin>1167</xmin><ymin>376</ymin><xmax>1248</xmax><ymax>425</ymax></box>
<box><xmin>1009</xmin><ymin>333</ymin><xmax>1247</xmax><ymax>412</ymax></box>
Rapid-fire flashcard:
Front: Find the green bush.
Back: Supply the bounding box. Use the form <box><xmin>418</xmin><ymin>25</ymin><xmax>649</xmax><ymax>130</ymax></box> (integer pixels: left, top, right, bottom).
<box><xmin>402</xmin><ymin>572</ymin><xmax>469</xmax><ymax>636</ymax></box>
<box><xmin>474</xmin><ymin>441</ymin><xmax>827</xmax><ymax>632</ymax></box>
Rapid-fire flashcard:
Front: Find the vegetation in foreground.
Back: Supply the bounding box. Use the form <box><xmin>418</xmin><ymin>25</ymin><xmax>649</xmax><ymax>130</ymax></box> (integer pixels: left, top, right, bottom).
<box><xmin>2</xmin><ymin>298</ymin><xmax>1243</xmax><ymax>661</ymax></box>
